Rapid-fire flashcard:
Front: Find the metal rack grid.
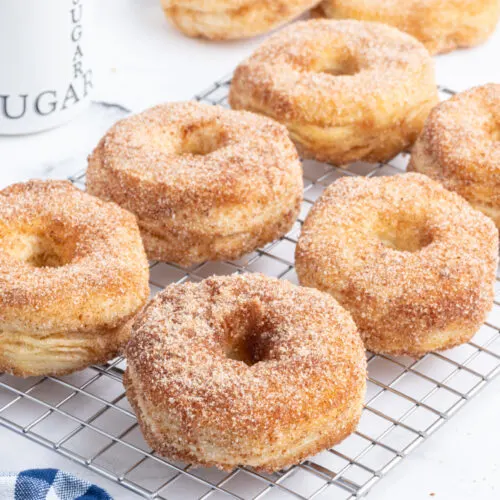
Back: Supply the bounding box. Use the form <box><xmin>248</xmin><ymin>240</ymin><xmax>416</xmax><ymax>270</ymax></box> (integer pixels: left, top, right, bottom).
<box><xmin>1</xmin><ymin>76</ymin><xmax>500</xmax><ymax>500</ymax></box>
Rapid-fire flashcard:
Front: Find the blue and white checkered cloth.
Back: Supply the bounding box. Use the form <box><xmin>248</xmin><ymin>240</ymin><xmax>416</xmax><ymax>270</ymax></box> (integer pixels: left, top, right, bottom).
<box><xmin>0</xmin><ymin>469</ymin><xmax>112</xmax><ymax>500</ymax></box>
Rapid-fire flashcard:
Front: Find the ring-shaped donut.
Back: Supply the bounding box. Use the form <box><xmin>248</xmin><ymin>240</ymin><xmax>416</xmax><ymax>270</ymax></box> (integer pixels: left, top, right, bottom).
<box><xmin>125</xmin><ymin>274</ymin><xmax>366</xmax><ymax>471</ymax></box>
<box><xmin>160</xmin><ymin>0</ymin><xmax>322</xmax><ymax>40</ymax></box>
<box><xmin>409</xmin><ymin>84</ymin><xmax>500</xmax><ymax>229</ymax></box>
<box><xmin>315</xmin><ymin>0</ymin><xmax>500</xmax><ymax>55</ymax></box>
<box><xmin>229</xmin><ymin>19</ymin><xmax>438</xmax><ymax>166</ymax></box>
<box><xmin>0</xmin><ymin>180</ymin><xmax>149</xmax><ymax>377</ymax></box>
<box><xmin>296</xmin><ymin>174</ymin><xmax>498</xmax><ymax>356</ymax></box>
<box><xmin>87</xmin><ymin>102</ymin><xmax>303</xmax><ymax>266</ymax></box>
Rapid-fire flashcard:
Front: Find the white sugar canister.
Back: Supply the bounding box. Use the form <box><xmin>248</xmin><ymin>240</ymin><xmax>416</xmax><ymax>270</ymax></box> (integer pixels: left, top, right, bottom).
<box><xmin>0</xmin><ymin>0</ymin><xmax>95</xmax><ymax>135</ymax></box>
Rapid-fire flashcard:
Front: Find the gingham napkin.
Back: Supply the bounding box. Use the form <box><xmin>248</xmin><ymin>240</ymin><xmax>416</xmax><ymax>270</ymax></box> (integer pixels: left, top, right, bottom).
<box><xmin>0</xmin><ymin>469</ymin><xmax>112</xmax><ymax>500</ymax></box>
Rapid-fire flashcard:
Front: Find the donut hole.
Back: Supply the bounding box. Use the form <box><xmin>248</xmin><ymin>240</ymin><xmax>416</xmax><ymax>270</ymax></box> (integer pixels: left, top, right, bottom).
<box><xmin>181</xmin><ymin>126</ymin><xmax>226</xmax><ymax>156</ymax></box>
<box><xmin>226</xmin><ymin>333</ymin><xmax>261</xmax><ymax>366</ymax></box>
<box><xmin>376</xmin><ymin>217</ymin><xmax>433</xmax><ymax>253</ymax></box>
<box><xmin>318</xmin><ymin>56</ymin><xmax>360</xmax><ymax>77</ymax></box>
<box><xmin>3</xmin><ymin>232</ymin><xmax>73</xmax><ymax>268</ymax></box>
<box><xmin>223</xmin><ymin>301</ymin><xmax>271</xmax><ymax>366</ymax></box>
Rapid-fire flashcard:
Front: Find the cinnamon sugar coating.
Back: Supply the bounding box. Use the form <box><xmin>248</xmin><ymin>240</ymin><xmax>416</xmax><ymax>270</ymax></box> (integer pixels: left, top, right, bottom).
<box><xmin>125</xmin><ymin>274</ymin><xmax>366</xmax><ymax>472</ymax></box>
<box><xmin>296</xmin><ymin>174</ymin><xmax>499</xmax><ymax>356</ymax></box>
<box><xmin>87</xmin><ymin>101</ymin><xmax>303</xmax><ymax>267</ymax></box>
<box><xmin>229</xmin><ymin>19</ymin><xmax>438</xmax><ymax>166</ymax></box>
<box><xmin>160</xmin><ymin>0</ymin><xmax>322</xmax><ymax>40</ymax></box>
<box><xmin>409</xmin><ymin>84</ymin><xmax>500</xmax><ymax>229</ymax></box>
<box><xmin>0</xmin><ymin>180</ymin><xmax>150</xmax><ymax>377</ymax></box>
<box><xmin>315</xmin><ymin>0</ymin><xmax>500</xmax><ymax>55</ymax></box>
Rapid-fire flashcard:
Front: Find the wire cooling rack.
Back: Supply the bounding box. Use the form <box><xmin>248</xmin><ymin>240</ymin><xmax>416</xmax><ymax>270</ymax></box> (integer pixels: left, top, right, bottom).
<box><xmin>1</xmin><ymin>77</ymin><xmax>500</xmax><ymax>500</ymax></box>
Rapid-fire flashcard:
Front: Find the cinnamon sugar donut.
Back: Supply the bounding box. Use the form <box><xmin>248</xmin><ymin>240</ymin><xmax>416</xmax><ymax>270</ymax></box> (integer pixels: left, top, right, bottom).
<box><xmin>160</xmin><ymin>0</ymin><xmax>322</xmax><ymax>40</ymax></box>
<box><xmin>229</xmin><ymin>20</ymin><xmax>438</xmax><ymax>166</ymax></box>
<box><xmin>87</xmin><ymin>102</ymin><xmax>303</xmax><ymax>267</ymax></box>
<box><xmin>124</xmin><ymin>273</ymin><xmax>366</xmax><ymax>472</ymax></box>
<box><xmin>409</xmin><ymin>84</ymin><xmax>500</xmax><ymax>229</ymax></box>
<box><xmin>296</xmin><ymin>174</ymin><xmax>498</xmax><ymax>357</ymax></box>
<box><xmin>315</xmin><ymin>0</ymin><xmax>500</xmax><ymax>55</ymax></box>
<box><xmin>0</xmin><ymin>180</ymin><xmax>149</xmax><ymax>377</ymax></box>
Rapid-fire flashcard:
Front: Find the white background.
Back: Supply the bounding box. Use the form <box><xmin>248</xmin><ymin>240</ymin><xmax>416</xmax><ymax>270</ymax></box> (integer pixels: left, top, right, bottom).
<box><xmin>0</xmin><ymin>1</ymin><xmax>499</xmax><ymax>499</ymax></box>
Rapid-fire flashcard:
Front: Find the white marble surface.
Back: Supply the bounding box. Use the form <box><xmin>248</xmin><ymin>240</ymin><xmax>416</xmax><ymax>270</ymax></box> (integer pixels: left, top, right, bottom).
<box><xmin>1</xmin><ymin>1</ymin><xmax>499</xmax><ymax>499</ymax></box>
